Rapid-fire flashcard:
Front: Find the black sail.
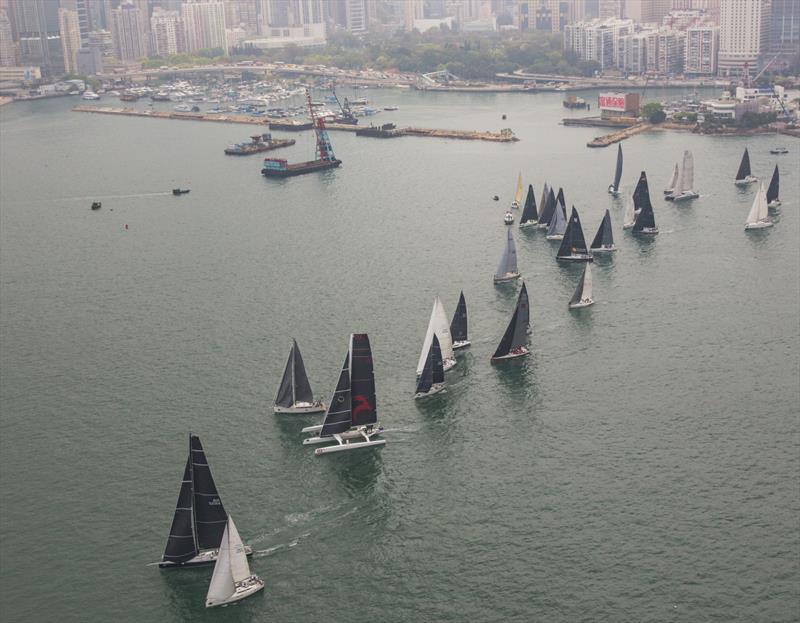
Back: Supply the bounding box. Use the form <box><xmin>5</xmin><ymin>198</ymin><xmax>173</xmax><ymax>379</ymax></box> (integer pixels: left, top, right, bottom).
<box><xmin>556</xmin><ymin>187</ymin><xmax>566</xmax><ymax>212</ymax></box>
<box><xmin>492</xmin><ymin>284</ymin><xmax>529</xmax><ymax>359</ymax></box>
<box><xmin>162</xmin><ymin>456</ymin><xmax>198</xmax><ymax>564</ymax></box>
<box><xmin>569</xmin><ymin>265</ymin><xmax>588</xmax><ymax>306</ymax></box>
<box><xmin>415</xmin><ymin>335</ymin><xmax>443</xmax><ymax>394</ymax></box>
<box><xmin>632</xmin><ymin>171</ymin><xmax>650</xmax><ymax>211</ymax></box>
<box><xmin>539</xmin><ymin>188</ymin><xmax>556</xmax><ymax>225</ymax></box>
<box><xmin>274</xmin><ymin>344</ymin><xmax>294</xmax><ymax>407</ymax></box>
<box><xmin>557</xmin><ymin>207</ymin><xmax>590</xmax><ymax>257</ymax></box>
<box><xmin>520</xmin><ymin>184</ymin><xmax>538</xmax><ymax>223</ymax></box>
<box><xmin>450</xmin><ymin>291</ymin><xmax>468</xmax><ymax>342</ymax></box>
<box><xmin>191</xmin><ymin>435</ymin><xmax>228</xmax><ymax>550</ymax></box>
<box><xmin>633</xmin><ymin>193</ymin><xmax>657</xmax><ymax>232</ymax></box>
<box><xmin>538</xmin><ymin>183</ymin><xmax>549</xmax><ymax>218</ymax></box>
<box><xmin>350</xmin><ymin>333</ymin><xmax>377</xmax><ymax>427</ymax></box>
<box><xmin>591</xmin><ymin>210</ymin><xmax>614</xmax><ymax>249</ymax></box>
<box><xmin>611</xmin><ymin>144</ymin><xmax>623</xmax><ymax>191</ymax></box>
<box><xmin>767</xmin><ymin>165</ymin><xmax>779</xmax><ymax>203</ymax></box>
<box><xmin>736</xmin><ymin>148</ymin><xmax>751</xmax><ymax>180</ymax></box>
<box><xmin>320</xmin><ymin>351</ymin><xmax>352</xmax><ymax>437</ymax></box>
<box><xmin>291</xmin><ymin>339</ymin><xmax>314</xmax><ymax>403</ymax></box>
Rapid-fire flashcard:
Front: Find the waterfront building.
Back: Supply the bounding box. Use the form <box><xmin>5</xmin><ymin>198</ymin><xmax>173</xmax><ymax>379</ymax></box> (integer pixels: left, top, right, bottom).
<box><xmin>327</xmin><ymin>0</ymin><xmax>370</xmax><ymax>33</ymax></box>
<box><xmin>0</xmin><ymin>9</ymin><xmax>18</xmax><ymax>67</ymax></box>
<box><xmin>718</xmin><ymin>0</ymin><xmax>770</xmax><ymax>76</ymax></box>
<box><xmin>0</xmin><ymin>65</ymin><xmax>42</xmax><ymax>83</ymax></box>
<box><xmin>564</xmin><ymin>17</ymin><xmax>633</xmax><ymax>69</ymax></box>
<box><xmin>617</xmin><ymin>29</ymin><xmax>654</xmax><ymax>74</ymax></box>
<box><xmin>182</xmin><ymin>0</ymin><xmax>227</xmax><ymax>53</ymax></box>
<box><xmin>59</xmin><ymin>0</ymin><xmax>91</xmax><ymax>47</ymax></box>
<box><xmin>684</xmin><ymin>24</ymin><xmax>718</xmax><ymax>75</ymax></box>
<box><xmin>655</xmin><ymin>28</ymin><xmax>685</xmax><ymax>74</ymax></box>
<box><xmin>110</xmin><ymin>3</ymin><xmax>147</xmax><ymax>63</ymax></box>
<box><xmin>150</xmin><ymin>8</ymin><xmax>186</xmax><ymax>57</ymax></box>
<box><xmin>58</xmin><ymin>8</ymin><xmax>81</xmax><ymax>74</ymax></box>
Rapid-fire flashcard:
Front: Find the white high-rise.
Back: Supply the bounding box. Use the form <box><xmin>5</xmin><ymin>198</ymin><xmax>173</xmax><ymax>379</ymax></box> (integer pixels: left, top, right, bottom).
<box><xmin>685</xmin><ymin>24</ymin><xmax>718</xmax><ymax>74</ymax></box>
<box><xmin>718</xmin><ymin>0</ymin><xmax>770</xmax><ymax>75</ymax></box>
<box><xmin>182</xmin><ymin>0</ymin><xmax>227</xmax><ymax>53</ymax></box>
<box><xmin>151</xmin><ymin>8</ymin><xmax>186</xmax><ymax>57</ymax></box>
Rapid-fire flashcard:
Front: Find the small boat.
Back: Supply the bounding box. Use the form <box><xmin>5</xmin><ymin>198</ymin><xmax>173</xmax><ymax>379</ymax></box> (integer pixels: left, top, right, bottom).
<box><xmin>494</xmin><ymin>228</ymin><xmax>520</xmax><ymax>283</ymax></box>
<box><xmin>503</xmin><ymin>210</ymin><xmax>514</xmax><ymax>225</ymax></box>
<box><xmin>563</xmin><ymin>95</ymin><xmax>587</xmax><ymax>109</ymax></box>
<box><xmin>174</xmin><ymin>103</ymin><xmax>191</xmax><ymax>112</ymax></box>
<box><xmin>383</xmin><ymin>105</ymin><xmax>399</xmax><ymax>111</ymax></box>
<box><xmin>537</xmin><ymin>187</ymin><xmax>557</xmax><ymax>229</ymax></box>
<box><xmin>669</xmin><ymin>150</ymin><xmax>699</xmax><ymax>202</ymax></box>
<box><xmin>450</xmin><ymin>291</ymin><xmax>470</xmax><ymax>350</ymax></box>
<box><xmin>274</xmin><ymin>339</ymin><xmax>325</xmax><ymax>414</ymax></box>
<box><xmin>664</xmin><ymin>162</ymin><xmax>679</xmax><ymax>195</ymax></box>
<box><xmin>622</xmin><ymin>188</ymin><xmax>636</xmax><ymax>229</ymax></box>
<box><xmin>556</xmin><ymin>207</ymin><xmax>594</xmax><ymax>262</ymax></box>
<box><xmin>766</xmin><ymin>165</ymin><xmax>781</xmax><ymax>208</ymax></box>
<box><xmin>172</xmin><ymin>188</ymin><xmax>190</xmax><ymax>195</ymax></box>
<box><xmin>519</xmin><ymin>184</ymin><xmax>538</xmax><ymax>227</ymax></box>
<box><xmin>568</xmin><ymin>264</ymin><xmax>594</xmax><ymax>309</ymax></box>
<box><xmin>490</xmin><ymin>283</ymin><xmax>530</xmax><ymax>362</ymax></box>
<box><xmin>734</xmin><ymin>147</ymin><xmax>758</xmax><ymax>185</ymax></box>
<box><xmin>632</xmin><ymin>174</ymin><xmax>659</xmax><ymax>235</ymax></box>
<box><xmin>769</xmin><ymin>147</ymin><xmax>788</xmax><ymax>155</ymax></box>
<box><xmin>607</xmin><ymin>144</ymin><xmax>622</xmax><ymax>195</ymax></box>
<box><xmin>91</xmin><ymin>201</ymin><xmax>101</xmax><ymax>210</ymax></box>
<box><xmin>545</xmin><ymin>202</ymin><xmax>567</xmax><ymax>240</ymax></box>
<box><xmin>511</xmin><ymin>172</ymin><xmax>523</xmax><ymax>209</ymax></box>
<box><xmin>590</xmin><ymin>209</ymin><xmax>615</xmax><ymax>252</ymax></box>
<box><xmin>414</xmin><ymin>334</ymin><xmax>445</xmax><ymax>399</ymax></box>
<box><xmin>81</xmin><ymin>90</ymin><xmax>100</xmax><ymax>100</ymax></box>
<box><xmin>160</xmin><ymin>435</ymin><xmax>252</xmax><ymax>568</ymax></box>
<box><xmin>205</xmin><ymin>515</ymin><xmax>264</xmax><ymax>608</ymax></box>
<box><xmin>492</xmin><ymin>195</ymin><xmax>500</xmax><ymax>201</ymax></box>
<box><xmin>744</xmin><ymin>182</ymin><xmax>773</xmax><ymax>230</ymax></box>
<box><xmin>301</xmin><ymin>333</ymin><xmax>386</xmax><ymax>455</ymax></box>
<box><xmin>416</xmin><ymin>296</ymin><xmax>457</xmax><ymax>374</ymax></box>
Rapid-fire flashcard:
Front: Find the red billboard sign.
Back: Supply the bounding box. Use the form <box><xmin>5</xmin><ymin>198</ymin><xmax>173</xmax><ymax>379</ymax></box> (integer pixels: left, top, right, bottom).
<box><xmin>598</xmin><ymin>94</ymin><xmax>626</xmax><ymax>111</ymax></box>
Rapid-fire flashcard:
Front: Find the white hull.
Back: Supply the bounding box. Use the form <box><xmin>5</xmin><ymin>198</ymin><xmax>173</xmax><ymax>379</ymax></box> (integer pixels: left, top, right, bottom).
<box><xmin>452</xmin><ymin>340</ymin><xmax>471</xmax><ymax>350</ymax></box>
<box><xmin>735</xmin><ymin>176</ymin><xmax>758</xmax><ymax>186</ymax></box>
<box><xmin>443</xmin><ymin>358</ymin><xmax>457</xmax><ymax>372</ymax></box>
<box><xmin>504</xmin><ymin>217</ymin><xmax>514</xmax><ymax>225</ymax></box>
<box><xmin>590</xmin><ymin>245</ymin><xmax>616</xmax><ymax>253</ymax></box>
<box><xmin>491</xmin><ymin>347</ymin><xmax>529</xmax><ymax>362</ymax></box>
<box><xmin>633</xmin><ymin>228</ymin><xmax>659</xmax><ymax>235</ymax></box>
<box><xmin>206</xmin><ymin>576</ymin><xmax>264</xmax><ymax>608</ymax></box>
<box><xmin>274</xmin><ymin>401</ymin><xmax>325</xmax><ymax>414</ymax></box>
<box><xmin>622</xmin><ymin>223</ymin><xmax>635</xmax><ymax>230</ymax></box>
<box><xmin>569</xmin><ymin>299</ymin><xmax>594</xmax><ymax>309</ymax></box>
<box><xmin>745</xmin><ymin>221</ymin><xmax>773</xmax><ymax>230</ymax></box>
<box><xmin>414</xmin><ymin>383</ymin><xmax>446</xmax><ymax>400</ymax></box>
<box><xmin>519</xmin><ymin>220</ymin><xmax>538</xmax><ymax>228</ymax></box>
<box><xmin>315</xmin><ymin>438</ymin><xmax>386</xmax><ymax>455</ymax></box>
<box><xmin>672</xmin><ymin>191</ymin><xmax>698</xmax><ymax>202</ymax></box>
<box><xmin>301</xmin><ymin>423</ymin><xmax>323</xmax><ymax>433</ymax></box>
<box><xmin>545</xmin><ymin>234</ymin><xmax>564</xmax><ymax>241</ymax></box>
<box><xmin>493</xmin><ymin>272</ymin><xmax>520</xmax><ymax>283</ymax></box>
<box><xmin>768</xmin><ymin>200</ymin><xmax>781</xmax><ymax>208</ymax></box>
<box><xmin>770</xmin><ymin>149</ymin><xmax>788</xmax><ymax>155</ymax></box>
<box><xmin>159</xmin><ymin>546</ymin><xmax>253</xmax><ymax>568</ymax></box>
<box><xmin>510</xmin><ymin>201</ymin><xmax>519</xmax><ymax>209</ymax></box>
<box><xmin>608</xmin><ymin>188</ymin><xmax>620</xmax><ymax>196</ymax></box>
<box><xmin>304</xmin><ymin>425</ymin><xmax>384</xmax><ymax>446</ymax></box>
<box><xmin>556</xmin><ymin>254</ymin><xmax>593</xmax><ymax>262</ymax></box>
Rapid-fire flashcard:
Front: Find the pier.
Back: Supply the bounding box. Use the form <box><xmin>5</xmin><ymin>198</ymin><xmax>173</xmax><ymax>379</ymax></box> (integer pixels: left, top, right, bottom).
<box><xmin>586</xmin><ymin>123</ymin><xmax>651</xmax><ymax>148</ymax></box>
<box><xmin>72</xmin><ymin>105</ymin><xmax>518</xmax><ymax>143</ymax></box>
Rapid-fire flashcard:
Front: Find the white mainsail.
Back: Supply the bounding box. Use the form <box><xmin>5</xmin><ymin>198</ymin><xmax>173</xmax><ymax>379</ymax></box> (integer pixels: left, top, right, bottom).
<box><xmin>226</xmin><ymin>515</ymin><xmax>251</xmax><ymax>584</ymax></box>
<box><xmin>623</xmin><ymin>188</ymin><xmax>636</xmax><ymax>228</ymax></box>
<box><xmin>665</xmin><ymin>163</ymin><xmax>679</xmax><ymax>193</ymax></box>
<box><xmin>416</xmin><ymin>296</ymin><xmax>455</xmax><ymax>376</ymax></box>
<box><xmin>679</xmin><ymin>150</ymin><xmax>694</xmax><ymax>193</ymax></box>
<box><xmin>745</xmin><ymin>182</ymin><xmax>768</xmax><ymax>225</ymax></box>
<box><xmin>514</xmin><ymin>172</ymin><xmax>523</xmax><ymax>205</ymax></box>
<box><xmin>206</xmin><ymin>520</ymin><xmax>235</xmax><ymax>605</ymax></box>
<box><xmin>582</xmin><ymin>264</ymin><xmax>593</xmax><ymax>301</ymax></box>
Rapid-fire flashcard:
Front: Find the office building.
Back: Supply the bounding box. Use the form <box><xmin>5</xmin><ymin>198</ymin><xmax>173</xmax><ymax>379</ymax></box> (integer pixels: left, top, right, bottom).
<box><xmin>110</xmin><ymin>2</ymin><xmax>148</xmax><ymax>62</ymax></box>
<box><xmin>718</xmin><ymin>0</ymin><xmax>770</xmax><ymax>75</ymax></box>
<box><xmin>770</xmin><ymin>0</ymin><xmax>800</xmax><ymax>56</ymax></box>
<box><xmin>150</xmin><ymin>8</ymin><xmax>186</xmax><ymax>56</ymax></box>
<box><xmin>10</xmin><ymin>0</ymin><xmax>63</xmax><ymax>74</ymax></box>
<box><xmin>58</xmin><ymin>8</ymin><xmax>81</xmax><ymax>74</ymax></box>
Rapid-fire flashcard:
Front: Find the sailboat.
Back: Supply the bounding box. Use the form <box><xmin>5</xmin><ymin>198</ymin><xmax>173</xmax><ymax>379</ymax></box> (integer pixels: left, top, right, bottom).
<box><xmin>519</xmin><ymin>184</ymin><xmax>538</xmax><ymax>227</ymax></box>
<box><xmin>273</xmin><ymin>339</ymin><xmax>325</xmax><ymax>414</ymax></box>
<box><xmin>664</xmin><ymin>162</ymin><xmax>679</xmax><ymax>195</ymax></box>
<box><xmin>504</xmin><ymin>209</ymin><xmax>514</xmax><ymax>225</ymax></box>
<box><xmin>590</xmin><ymin>209</ymin><xmax>616</xmax><ymax>252</ymax></box>
<box><xmin>734</xmin><ymin>147</ymin><xmax>757</xmax><ymax>185</ymax></box>
<box><xmin>450</xmin><ymin>291</ymin><xmax>470</xmax><ymax>349</ymax></box>
<box><xmin>744</xmin><ymin>182</ymin><xmax>773</xmax><ymax>230</ymax></box>
<box><xmin>160</xmin><ymin>435</ymin><xmax>252</xmax><ymax>568</ymax></box>
<box><xmin>416</xmin><ymin>296</ymin><xmax>457</xmax><ymax>373</ymax></box>
<box><xmin>301</xmin><ymin>333</ymin><xmax>386</xmax><ymax>455</ymax></box>
<box><xmin>511</xmin><ymin>172</ymin><xmax>524</xmax><ymax>209</ymax></box>
<box><xmin>545</xmin><ymin>201</ymin><xmax>567</xmax><ymax>240</ymax></box>
<box><xmin>632</xmin><ymin>175</ymin><xmax>658</xmax><ymax>235</ymax></box>
<box><xmin>622</xmin><ymin>187</ymin><xmax>636</xmax><ymax>229</ymax></box>
<box><xmin>766</xmin><ymin>165</ymin><xmax>781</xmax><ymax>208</ymax></box>
<box><xmin>556</xmin><ymin>207</ymin><xmax>594</xmax><ymax>262</ymax></box>
<box><xmin>538</xmin><ymin>188</ymin><xmax>556</xmax><ymax>230</ymax></box>
<box><xmin>607</xmin><ymin>144</ymin><xmax>622</xmax><ymax>195</ymax></box>
<box><xmin>414</xmin><ymin>335</ymin><xmax>445</xmax><ymax>399</ymax></box>
<box><xmin>205</xmin><ymin>515</ymin><xmax>264</xmax><ymax>608</ymax></box>
<box><xmin>668</xmin><ymin>150</ymin><xmax>698</xmax><ymax>202</ymax></box>
<box><xmin>490</xmin><ymin>282</ymin><xmax>530</xmax><ymax>362</ymax></box>
<box><xmin>538</xmin><ymin>183</ymin><xmax>549</xmax><ymax>221</ymax></box>
<box><xmin>568</xmin><ymin>264</ymin><xmax>594</xmax><ymax>309</ymax></box>
<box><xmin>556</xmin><ymin>187</ymin><xmax>566</xmax><ymax>213</ymax></box>
<box><xmin>632</xmin><ymin>171</ymin><xmax>649</xmax><ymax>215</ymax></box>
<box><xmin>494</xmin><ymin>227</ymin><xmax>520</xmax><ymax>283</ymax></box>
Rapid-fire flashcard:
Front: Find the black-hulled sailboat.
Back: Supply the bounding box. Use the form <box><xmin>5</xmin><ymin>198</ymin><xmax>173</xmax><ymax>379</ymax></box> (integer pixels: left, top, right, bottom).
<box><xmin>273</xmin><ymin>339</ymin><xmax>325</xmax><ymax>414</ymax></box>
<box><xmin>491</xmin><ymin>282</ymin><xmax>530</xmax><ymax>362</ymax></box>
<box><xmin>519</xmin><ymin>184</ymin><xmax>538</xmax><ymax>227</ymax></box>
<box><xmin>556</xmin><ymin>206</ymin><xmax>593</xmax><ymax>262</ymax></box>
<box><xmin>450</xmin><ymin>291</ymin><xmax>470</xmax><ymax>349</ymax></box>
<box><xmin>608</xmin><ymin>143</ymin><xmax>622</xmax><ymax>195</ymax></box>
<box><xmin>590</xmin><ymin>209</ymin><xmax>616</xmax><ymax>252</ymax></box>
<box><xmin>568</xmin><ymin>264</ymin><xmax>594</xmax><ymax>309</ymax></box>
<box><xmin>632</xmin><ymin>173</ymin><xmax>658</xmax><ymax>235</ymax></box>
<box><xmin>415</xmin><ymin>334</ymin><xmax>445</xmax><ymax>399</ymax></box>
<box><xmin>301</xmin><ymin>333</ymin><xmax>385</xmax><ymax>455</ymax></box>
<box><xmin>545</xmin><ymin>200</ymin><xmax>567</xmax><ymax>240</ymax></box>
<box><xmin>538</xmin><ymin>187</ymin><xmax>557</xmax><ymax>230</ymax></box>
<box><xmin>734</xmin><ymin>147</ymin><xmax>757</xmax><ymax>186</ymax></box>
<box><xmin>494</xmin><ymin>227</ymin><xmax>520</xmax><ymax>283</ymax></box>
<box><xmin>766</xmin><ymin>165</ymin><xmax>780</xmax><ymax>208</ymax></box>
<box><xmin>160</xmin><ymin>435</ymin><xmax>252</xmax><ymax>568</ymax></box>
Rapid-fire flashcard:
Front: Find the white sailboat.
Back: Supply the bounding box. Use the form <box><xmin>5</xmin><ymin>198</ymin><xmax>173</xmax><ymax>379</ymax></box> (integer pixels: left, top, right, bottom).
<box><xmin>568</xmin><ymin>264</ymin><xmax>594</xmax><ymax>309</ymax></box>
<box><xmin>493</xmin><ymin>228</ymin><xmax>520</xmax><ymax>283</ymax></box>
<box><xmin>416</xmin><ymin>296</ymin><xmax>456</xmax><ymax>375</ymax></box>
<box><xmin>510</xmin><ymin>172</ymin><xmax>523</xmax><ymax>209</ymax></box>
<box><xmin>664</xmin><ymin>162</ymin><xmax>679</xmax><ymax>195</ymax></box>
<box><xmin>744</xmin><ymin>182</ymin><xmax>773</xmax><ymax>230</ymax></box>
<box><xmin>669</xmin><ymin>150</ymin><xmax>698</xmax><ymax>201</ymax></box>
<box><xmin>205</xmin><ymin>515</ymin><xmax>264</xmax><ymax>608</ymax></box>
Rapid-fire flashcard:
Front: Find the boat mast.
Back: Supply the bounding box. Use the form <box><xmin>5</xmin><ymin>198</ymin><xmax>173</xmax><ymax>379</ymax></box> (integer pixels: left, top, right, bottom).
<box><xmin>291</xmin><ymin>341</ymin><xmax>296</xmax><ymax>405</ymax></box>
<box><xmin>307</xmin><ymin>89</ymin><xmax>335</xmax><ymax>162</ymax></box>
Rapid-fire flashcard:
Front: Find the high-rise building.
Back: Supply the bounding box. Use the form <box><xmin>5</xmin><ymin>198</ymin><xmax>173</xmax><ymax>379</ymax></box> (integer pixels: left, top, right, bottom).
<box><xmin>770</xmin><ymin>0</ymin><xmax>800</xmax><ymax>56</ymax></box>
<box><xmin>10</xmin><ymin>0</ymin><xmax>63</xmax><ymax>74</ymax></box>
<box><xmin>624</xmin><ymin>0</ymin><xmax>671</xmax><ymax>24</ymax></box>
<box><xmin>345</xmin><ymin>0</ymin><xmax>368</xmax><ymax>32</ymax></box>
<box><xmin>60</xmin><ymin>0</ymin><xmax>91</xmax><ymax>46</ymax></box>
<box><xmin>671</xmin><ymin>0</ymin><xmax>720</xmax><ymax>22</ymax></box>
<box><xmin>519</xmin><ymin>1</ymin><xmax>582</xmax><ymax>32</ymax></box>
<box><xmin>564</xmin><ymin>17</ymin><xmax>634</xmax><ymax>68</ymax></box>
<box><xmin>151</xmin><ymin>8</ymin><xmax>186</xmax><ymax>56</ymax></box>
<box><xmin>685</xmin><ymin>24</ymin><xmax>718</xmax><ymax>74</ymax></box>
<box><xmin>655</xmin><ymin>28</ymin><xmax>685</xmax><ymax>73</ymax></box>
<box><xmin>0</xmin><ymin>8</ymin><xmax>18</xmax><ymax>67</ymax></box>
<box><xmin>404</xmin><ymin>0</ymin><xmax>424</xmax><ymax>30</ymax></box>
<box><xmin>617</xmin><ymin>30</ymin><xmax>653</xmax><ymax>73</ymax></box>
<box><xmin>58</xmin><ymin>8</ymin><xmax>81</xmax><ymax>74</ymax></box>
<box><xmin>599</xmin><ymin>0</ymin><xmax>622</xmax><ymax>19</ymax></box>
<box><xmin>110</xmin><ymin>2</ymin><xmax>147</xmax><ymax>62</ymax></box>
<box><xmin>718</xmin><ymin>0</ymin><xmax>770</xmax><ymax>76</ymax></box>
<box><xmin>182</xmin><ymin>0</ymin><xmax>227</xmax><ymax>53</ymax></box>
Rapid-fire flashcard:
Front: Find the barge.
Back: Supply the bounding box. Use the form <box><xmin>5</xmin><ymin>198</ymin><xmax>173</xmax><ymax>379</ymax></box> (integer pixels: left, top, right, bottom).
<box><xmin>224</xmin><ymin>133</ymin><xmax>295</xmax><ymax>155</ymax></box>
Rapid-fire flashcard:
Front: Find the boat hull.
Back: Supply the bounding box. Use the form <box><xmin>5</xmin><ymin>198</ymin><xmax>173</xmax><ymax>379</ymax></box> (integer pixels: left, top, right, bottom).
<box><xmin>262</xmin><ymin>159</ymin><xmax>341</xmax><ymax>178</ymax></box>
<box><xmin>735</xmin><ymin>176</ymin><xmax>758</xmax><ymax>186</ymax></box>
<box><xmin>491</xmin><ymin>347</ymin><xmax>529</xmax><ymax>362</ymax></box>
<box><xmin>493</xmin><ymin>272</ymin><xmax>520</xmax><ymax>283</ymax></box>
<box><xmin>206</xmin><ymin>577</ymin><xmax>264</xmax><ymax>608</ymax></box>
<box><xmin>315</xmin><ymin>438</ymin><xmax>386</xmax><ymax>455</ymax></box>
<box><xmin>768</xmin><ymin>200</ymin><xmax>781</xmax><ymax>208</ymax></box>
<box><xmin>545</xmin><ymin>234</ymin><xmax>564</xmax><ymax>241</ymax></box>
<box><xmin>452</xmin><ymin>340</ymin><xmax>471</xmax><ymax>350</ymax></box>
<box><xmin>569</xmin><ymin>299</ymin><xmax>595</xmax><ymax>309</ymax></box>
<box><xmin>443</xmin><ymin>358</ymin><xmax>457</xmax><ymax>372</ymax></box>
<box><xmin>414</xmin><ymin>383</ymin><xmax>446</xmax><ymax>400</ymax></box>
<box><xmin>159</xmin><ymin>546</ymin><xmax>253</xmax><ymax>568</ymax></box>
<box><xmin>633</xmin><ymin>228</ymin><xmax>659</xmax><ymax>236</ymax></box>
<box><xmin>274</xmin><ymin>401</ymin><xmax>326</xmax><ymax>414</ymax></box>
<box><xmin>745</xmin><ymin>221</ymin><xmax>774</xmax><ymax>230</ymax></box>
<box><xmin>556</xmin><ymin>254</ymin><xmax>594</xmax><ymax>262</ymax></box>
<box><xmin>304</xmin><ymin>425</ymin><xmax>384</xmax><ymax>446</ymax></box>
<box><xmin>672</xmin><ymin>191</ymin><xmax>698</xmax><ymax>202</ymax></box>
<box><xmin>590</xmin><ymin>245</ymin><xmax>616</xmax><ymax>253</ymax></box>
<box><xmin>519</xmin><ymin>220</ymin><xmax>538</xmax><ymax>228</ymax></box>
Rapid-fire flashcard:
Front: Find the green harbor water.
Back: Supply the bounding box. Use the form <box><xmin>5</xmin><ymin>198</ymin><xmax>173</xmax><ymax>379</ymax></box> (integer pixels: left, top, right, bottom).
<box><xmin>1</xmin><ymin>88</ymin><xmax>798</xmax><ymax>622</ymax></box>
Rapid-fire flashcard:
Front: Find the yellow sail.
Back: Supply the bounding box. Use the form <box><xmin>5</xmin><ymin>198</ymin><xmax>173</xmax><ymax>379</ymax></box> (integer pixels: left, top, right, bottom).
<box><xmin>514</xmin><ymin>172</ymin><xmax>523</xmax><ymax>205</ymax></box>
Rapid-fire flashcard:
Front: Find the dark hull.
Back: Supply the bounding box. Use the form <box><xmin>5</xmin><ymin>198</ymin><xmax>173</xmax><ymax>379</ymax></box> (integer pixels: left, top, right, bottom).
<box><xmin>355</xmin><ymin>128</ymin><xmax>402</xmax><ymax>138</ymax></box>
<box><xmin>268</xmin><ymin>121</ymin><xmax>313</xmax><ymax>131</ymax></box>
<box><xmin>262</xmin><ymin>159</ymin><xmax>341</xmax><ymax>177</ymax></box>
<box><xmin>224</xmin><ymin>139</ymin><xmax>295</xmax><ymax>155</ymax></box>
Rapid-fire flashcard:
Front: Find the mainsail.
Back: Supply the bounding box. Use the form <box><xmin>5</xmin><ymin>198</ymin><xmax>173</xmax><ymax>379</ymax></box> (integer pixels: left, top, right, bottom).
<box><xmin>319</xmin><ymin>352</ymin><xmax>352</xmax><ymax>436</ymax></box>
<box><xmin>415</xmin><ymin>334</ymin><xmax>444</xmax><ymax>395</ymax></box>
<box><xmin>450</xmin><ymin>291</ymin><xmax>468</xmax><ymax>343</ymax></box>
<box><xmin>766</xmin><ymin>165</ymin><xmax>779</xmax><ymax>204</ymax></box>
<box><xmin>736</xmin><ymin>148</ymin><xmax>751</xmax><ymax>181</ymax></box>
<box><xmin>556</xmin><ymin>187</ymin><xmax>566</xmax><ymax>212</ymax></box>
<box><xmin>632</xmin><ymin>171</ymin><xmax>650</xmax><ymax>212</ymax></box>
<box><xmin>350</xmin><ymin>333</ymin><xmax>377</xmax><ymax>427</ymax></box>
<box><xmin>569</xmin><ymin>264</ymin><xmax>593</xmax><ymax>306</ymax></box>
<box><xmin>162</xmin><ymin>456</ymin><xmax>198</xmax><ymax>564</ymax></box>
<box><xmin>513</xmin><ymin>172</ymin><xmax>524</xmax><ymax>205</ymax></box>
<box><xmin>539</xmin><ymin>188</ymin><xmax>556</xmax><ymax>227</ymax></box>
<box><xmin>633</xmin><ymin>185</ymin><xmax>657</xmax><ymax>232</ymax></box>
<box><xmin>610</xmin><ymin>144</ymin><xmax>623</xmax><ymax>192</ymax></box>
<box><xmin>623</xmin><ymin>188</ymin><xmax>636</xmax><ymax>228</ymax></box>
<box><xmin>275</xmin><ymin>339</ymin><xmax>314</xmax><ymax>407</ymax></box>
<box><xmin>416</xmin><ymin>297</ymin><xmax>455</xmax><ymax>375</ymax></box>
<box><xmin>745</xmin><ymin>182</ymin><xmax>769</xmax><ymax>225</ymax></box>
<box><xmin>557</xmin><ymin>207</ymin><xmax>591</xmax><ymax>258</ymax></box>
<box><xmin>590</xmin><ymin>210</ymin><xmax>614</xmax><ymax>249</ymax></box>
<box><xmin>538</xmin><ymin>183</ymin><xmax>549</xmax><ymax>219</ymax></box>
<box><xmin>492</xmin><ymin>283</ymin><xmax>529</xmax><ymax>359</ymax></box>
<box><xmin>191</xmin><ymin>435</ymin><xmax>228</xmax><ymax>550</ymax></box>
<box><xmin>494</xmin><ymin>228</ymin><xmax>519</xmax><ymax>280</ymax></box>
<box><xmin>520</xmin><ymin>184</ymin><xmax>538</xmax><ymax>224</ymax></box>
<box><xmin>546</xmin><ymin>199</ymin><xmax>567</xmax><ymax>237</ymax></box>
<box><xmin>274</xmin><ymin>348</ymin><xmax>294</xmax><ymax>408</ymax></box>
<box><xmin>665</xmin><ymin>163</ymin><xmax>679</xmax><ymax>194</ymax></box>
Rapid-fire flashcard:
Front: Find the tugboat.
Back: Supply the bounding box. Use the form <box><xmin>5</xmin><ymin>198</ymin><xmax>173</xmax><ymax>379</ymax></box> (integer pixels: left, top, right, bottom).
<box><xmin>224</xmin><ymin>133</ymin><xmax>295</xmax><ymax>155</ymax></box>
<box><xmin>563</xmin><ymin>95</ymin><xmax>588</xmax><ymax>109</ymax></box>
<box><xmin>119</xmin><ymin>91</ymin><xmax>139</xmax><ymax>102</ymax></box>
<box><xmin>262</xmin><ymin>90</ymin><xmax>342</xmax><ymax>178</ymax></box>
<box><xmin>172</xmin><ymin>188</ymin><xmax>190</xmax><ymax>195</ymax></box>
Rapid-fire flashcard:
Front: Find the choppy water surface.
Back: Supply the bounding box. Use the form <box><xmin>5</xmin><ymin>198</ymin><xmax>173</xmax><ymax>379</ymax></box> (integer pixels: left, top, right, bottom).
<box><xmin>1</xmin><ymin>89</ymin><xmax>798</xmax><ymax>623</ymax></box>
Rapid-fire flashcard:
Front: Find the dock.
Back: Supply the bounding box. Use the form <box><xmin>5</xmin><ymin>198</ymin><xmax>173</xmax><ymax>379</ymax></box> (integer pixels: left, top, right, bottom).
<box><xmin>586</xmin><ymin>123</ymin><xmax>651</xmax><ymax>148</ymax></box>
<box><xmin>72</xmin><ymin>105</ymin><xmax>518</xmax><ymax>143</ymax></box>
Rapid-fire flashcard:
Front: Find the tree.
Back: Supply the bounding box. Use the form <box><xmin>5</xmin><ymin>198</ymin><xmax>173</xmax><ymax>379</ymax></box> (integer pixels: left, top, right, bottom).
<box><xmin>641</xmin><ymin>102</ymin><xmax>666</xmax><ymax>123</ymax></box>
